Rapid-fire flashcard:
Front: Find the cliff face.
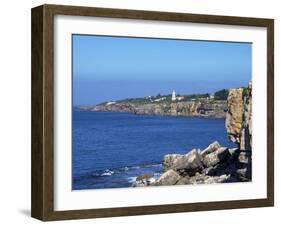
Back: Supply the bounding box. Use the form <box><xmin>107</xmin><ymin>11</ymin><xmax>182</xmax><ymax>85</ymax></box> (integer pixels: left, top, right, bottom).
<box><xmin>226</xmin><ymin>84</ymin><xmax>252</xmax><ymax>151</ymax></box>
<box><xmin>87</xmin><ymin>100</ymin><xmax>227</xmax><ymax>118</ymax></box>
<box><xmin>133</xmin><ymin>85</ymin><xmax>252</xmax><ymax>187</ymax></box>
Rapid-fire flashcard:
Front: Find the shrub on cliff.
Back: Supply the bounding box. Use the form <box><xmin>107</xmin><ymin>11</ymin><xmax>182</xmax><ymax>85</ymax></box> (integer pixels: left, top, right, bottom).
<box><xmin>214</xmin><ymin>89</ymin><xmax>229</xmax><ymax>100</ymax></box>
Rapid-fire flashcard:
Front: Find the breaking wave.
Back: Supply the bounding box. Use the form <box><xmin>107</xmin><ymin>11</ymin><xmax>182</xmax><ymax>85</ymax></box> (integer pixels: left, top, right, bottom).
<box><xmin>91</xmin><ymin>163</ymin><xmax>163</xmax><ymax>178</ymax></box>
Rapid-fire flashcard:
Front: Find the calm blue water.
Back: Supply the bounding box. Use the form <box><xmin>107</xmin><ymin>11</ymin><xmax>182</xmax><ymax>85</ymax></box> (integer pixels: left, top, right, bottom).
<box><xmin>72</xmin><ymin>111</ymin><xmax>235</xmax><ymax>190</ymax></box>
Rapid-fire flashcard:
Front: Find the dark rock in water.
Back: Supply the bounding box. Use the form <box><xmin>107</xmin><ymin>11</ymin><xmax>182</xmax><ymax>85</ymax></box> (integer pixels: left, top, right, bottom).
<box><xmin>133</xmin><ymin>173</ymin><xmax>156</xmax><ymax>187</ymax></box>
<box><xmin>136</xmin><ymin>173</ymin><xmax>153</xmax><ymax>181</ymax></box>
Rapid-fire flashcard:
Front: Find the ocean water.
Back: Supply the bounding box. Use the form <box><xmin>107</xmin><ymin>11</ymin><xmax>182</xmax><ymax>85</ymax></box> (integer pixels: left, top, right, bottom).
<box><xmin>72</xmin><ymin>111</ymin><xmax>235</xmax><ymax>190</ymax></box>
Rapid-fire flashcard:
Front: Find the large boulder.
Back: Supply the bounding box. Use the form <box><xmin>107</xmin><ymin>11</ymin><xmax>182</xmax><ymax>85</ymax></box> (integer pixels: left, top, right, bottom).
<box><xmin>200</xmin><ymin>141</ymin><xmax>221</xmax><ymax>156</ymax></box>
<box><xmin>155</xmin><ymin>169</ymin><xmax>181</xmax><ymax>186</ymax></box>
<box><xmin>203</xmin><ymin>147</ymin><xmax>230</xmax><ymax>167</ymax></box>
<box><xmin>163</xmin><ymin>149</ymin><xmax>203</xmax><ymax>175</ymax></box>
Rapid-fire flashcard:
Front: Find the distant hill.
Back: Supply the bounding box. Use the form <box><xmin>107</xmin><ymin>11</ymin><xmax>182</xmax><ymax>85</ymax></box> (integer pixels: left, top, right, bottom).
<box><xmin>96</xmin><ymin>89</ymin><xmax>228</xmax><ymax>105</ymax></box>
<box><xmin>77</xmin><ymin>89</ymin><xmax>232</xmax><ymax>118</ymax></box>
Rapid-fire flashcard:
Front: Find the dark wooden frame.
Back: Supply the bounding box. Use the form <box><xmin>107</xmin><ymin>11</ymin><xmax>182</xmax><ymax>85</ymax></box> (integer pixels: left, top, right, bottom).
<box><xmin>31</xmin><ymin>4</ymin><xmax>274</xmax><ymax>221</ymax></box>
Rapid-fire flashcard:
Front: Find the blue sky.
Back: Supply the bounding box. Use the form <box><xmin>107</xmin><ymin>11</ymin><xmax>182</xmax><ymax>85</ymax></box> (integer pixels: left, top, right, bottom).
<box><xmin>73</xmin><ymin>35</ymin><xmax>252</xmax><ymax>105</ymax></box>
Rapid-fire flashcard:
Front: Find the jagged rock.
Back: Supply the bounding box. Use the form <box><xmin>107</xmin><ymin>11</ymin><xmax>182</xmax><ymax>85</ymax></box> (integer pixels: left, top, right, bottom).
<box><xmin>229</xmin><ymin>147</ymin><xmax>239</xmax><ymax>155</ymax></box>
<box><xmin>188</xmin><ymin>173</ymin><xmax>207</xmax><ymax>184</ymax></box>
<box><xmin>238</xmin><ymin>151</ymin><xmax>250</xmax><ymax>164</ymax></box>
<box><xmin>187</xmin><ymin>174</ymin><xmax>230</xmax><ymax>184</ymax></box>
<box><xmin>204</xmin><ymin>174</ymin><xmax>230</xmax><ymax>184</ymax></box>
<box><xmin>236</xmin><ymin>167</ymin><xmax>252</xmax><ymax>181</ymax></box>
<box><xmin>164</xmin><ymin>149</ymin><xmax>203</xmax><ymax>175</ymax></box>
<box><xmin>155</xmin><ymin>169</ymin><xmax>181</xmax><ymax>186</ymax></box>
<box><xmin>202</xmin><ymin>166</ymin><xmax>216</xmax><ymax>176</ymax></box>
<box><xmin>226</xmin><ymin>148</ymin><xmax>240</xmax><ymax>164</ymax></box>
<box><xmin>240</xmin><ymin>84</ymin><xmax>252</xmax><ymax>151</ymax></box>
<box><xmin>163</xmin><ymin>154</ymin><xmax>180</xmax><ymax>170</ymax></box>
<box><xmin>224</xmin><ymin>85</ymin><xmax>252</xmax><ymax>182</ymax></box>
<box><xmin>220</xmin><ymin>163</ymin><xmax>237</xmax><ymax>176</ymax></box>
<box><xmin>226</xmin><ymin>84</ymin><xmax>252</xmax><ymax>151</ymax></box>
<box><xmin>175</xmin><ymin>176</ymin><xmax>191</xmax><ymax>185</ymax></box>
<box><xmin>226</xmin><ymin>88</ymin><xmax>244</xmax><ymax>144</ymax></box>
<box><xmin>200</xmin><ymin>141</ymin><xmax>221</xmax><ymax>156</ymax></box>
<box><xmin>203</xmin><ymin>147</ymin><xmax>230</xmax><ymax>167</ymax></box>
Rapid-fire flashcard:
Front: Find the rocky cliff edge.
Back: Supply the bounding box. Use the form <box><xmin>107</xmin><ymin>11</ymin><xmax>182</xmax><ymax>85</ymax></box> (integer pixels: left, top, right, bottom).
<box><xmin>134</xmin><ymin>84</ymin><xmax>252</xmax><ymax>187</ymax></box>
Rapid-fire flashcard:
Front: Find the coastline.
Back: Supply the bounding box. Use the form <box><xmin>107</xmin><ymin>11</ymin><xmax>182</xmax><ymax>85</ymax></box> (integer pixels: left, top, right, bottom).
<box><xmin>133</xmin><ymin>84</ymin><xmax>252</xmax><ymax>187</ymax></box>
<box><xmin>78</xmin><ymin>99</ymin><xmax>228</xmax><ymax>119</ymax></box>
<box><xmin>73</xmin><ymin>84</ymin><xmax>252</xmax><ymax>189</ymax></box>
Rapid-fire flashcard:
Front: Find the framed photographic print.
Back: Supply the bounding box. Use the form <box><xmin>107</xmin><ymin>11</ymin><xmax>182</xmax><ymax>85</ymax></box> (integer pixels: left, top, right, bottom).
<box><xmin>31</xmin><ymin>4</ymin><xmax>274</xmax><ymax>221</ymax></box>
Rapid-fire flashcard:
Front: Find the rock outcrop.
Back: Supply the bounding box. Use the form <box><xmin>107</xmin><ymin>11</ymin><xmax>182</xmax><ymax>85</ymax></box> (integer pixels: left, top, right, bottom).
<box><xmin>226</xmin><ymin>83</ymin><xmax>252</xmax><ymax>151</ymax></box>
<box><xmin>225</xmin><ymin>88</ymin><xmax>244</xmax><ymax>144</ymax></box>
<box><xmin>84</xmin><ymin>100</ymin><xmax>227</xmax><ymax>118</ymax></box>
<box><xmin>133</xmin><ymin>84</ymin><xmax>252</xmax><ymax>187</ymax></box>
<box><xmin>163</xmin><ymin>149</ymin><xmax>203</xmax><ymax>175</ymax></box>
<box><xmin>134</xmin><ymin>141</ymin><xmax>250</xmax><ymax>187</ymax></box>
<box><xmin>154</xmin><ymin>169</ymin><xmax>181</xmax><ymax>186</ymax></box>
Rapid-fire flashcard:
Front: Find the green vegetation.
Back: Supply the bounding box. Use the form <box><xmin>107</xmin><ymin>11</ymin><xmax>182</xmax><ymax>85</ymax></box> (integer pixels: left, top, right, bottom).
<box><xmin>242</xmin><ymin>87</ymin><xmax>249</xmax><ymax>98</ymax></box>
<box><xmin>184</xmin><ymin>93</ymin><xmax>209</xmax><ymax>100</ymax></box>
<box><xmin>115</xmin><ymin>93</ymin><xmax>212</xmax><ymax>105</ymax></box>
<box><xmin>116</xmin><ymin>94</ymin><xmax>172</xmax><ymax>105</ymax></box>
<box><xmin>214</xmin><ymin>89</ymin><xmax>229</xmax><ymax>100</ymax></box>
<box><xmin>116</xmin><ymin>97</ymin><xmax>150</xmax><ymax>104</ymax></box>
<box><xmin>98</xmin><ymin>89</ymin><xmax>231</xmax><ymax>106</ymax></box>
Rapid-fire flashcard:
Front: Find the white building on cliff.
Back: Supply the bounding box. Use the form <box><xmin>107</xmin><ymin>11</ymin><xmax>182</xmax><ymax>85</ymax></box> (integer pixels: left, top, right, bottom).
<box><xmin>172</xmin><ymin>90</ymin><xmax>176</xmax><ymax>101</ymax></box>
<box><xmin>172</xmin><ymin>90</ymin><xmax>185</xmax><ymax>101</ymax></box>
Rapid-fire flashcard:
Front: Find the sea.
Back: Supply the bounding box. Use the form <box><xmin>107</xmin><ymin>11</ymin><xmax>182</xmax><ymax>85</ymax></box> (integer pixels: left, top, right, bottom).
<box><xmin>72</xmin><ymin>111</ymin><xmax>235</xmax><ymax>190</ymax></box>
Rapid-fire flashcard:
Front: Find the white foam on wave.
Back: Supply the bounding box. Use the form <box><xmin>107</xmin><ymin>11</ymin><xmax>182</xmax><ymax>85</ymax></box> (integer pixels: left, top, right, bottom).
<box><xmin>131</xmin><ymin>166</ymin><xmax>140</xmax><ymax>169</ymax></box>
<box><xmin>128</xmin><ymin>176</ymin><xmax>137</xmax><ymax>183</ymax></box>
<box><xmin>101</xmin><ymin>169</ymin><xmax>114</xmax><ymax>176</ymax></box>
<box><xmin>122</xmin><ymin>166</ymin><xmax>129</xmax><ymax>171</ymax></box>
<box><xmin>144</xmin><ymin>163</ymin><xmax>162</xmax><ymax>168</ymax></box>
<box><xmin>153</xmin><ymin>172</ymin><xmax>162</xmax><ymax>179</ymax></box>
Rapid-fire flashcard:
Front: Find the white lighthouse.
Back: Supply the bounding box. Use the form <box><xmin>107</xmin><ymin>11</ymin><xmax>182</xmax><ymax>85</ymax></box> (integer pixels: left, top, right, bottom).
<box><xmin>172</xmin><ymin>90</ymin><xmax>176</xmax><ymax>101</ymax></box>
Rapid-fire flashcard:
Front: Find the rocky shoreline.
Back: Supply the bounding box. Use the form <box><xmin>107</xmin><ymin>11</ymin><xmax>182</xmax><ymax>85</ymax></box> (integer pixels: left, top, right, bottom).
<box><xmin>81</xmin><ymin>99</ymin><xmax>227</xmax><ymax>118</ymax></box>
<box><xmin>133</xmin><ymin>84</ymin><xmax>252</xmax><ymax>187</ymax></box>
